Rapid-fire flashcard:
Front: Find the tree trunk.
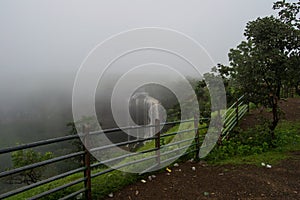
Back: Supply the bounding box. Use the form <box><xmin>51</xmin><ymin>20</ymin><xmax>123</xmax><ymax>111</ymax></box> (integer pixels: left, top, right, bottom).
<box><xmin>270</xmin><ymin>96</ymin><xmax>279</xmax><ymax>140</ymax></box>
<box><xmin>295</xmin><ymin>84</ymin><xmax>300</xmax><ymax>96</ymax></box>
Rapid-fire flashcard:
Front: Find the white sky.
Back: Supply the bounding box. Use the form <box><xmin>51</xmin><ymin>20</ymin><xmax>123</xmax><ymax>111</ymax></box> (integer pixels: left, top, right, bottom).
<box><xmin>0</xmin><ymin>0</ymin><xmax>277</xmax><ymax>97</ymax></box>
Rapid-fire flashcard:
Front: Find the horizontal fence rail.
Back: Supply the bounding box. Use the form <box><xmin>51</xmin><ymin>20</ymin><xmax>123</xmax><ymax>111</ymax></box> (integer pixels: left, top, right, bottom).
<box><xmin>0</xmin><ymin>96</ymin><xmax>248</xmax><ymax>199</ymax></box>
<box><xmin>221</xmin><ymin>95</ymin><xmax>249</xmax><ymax>140</ymax></box>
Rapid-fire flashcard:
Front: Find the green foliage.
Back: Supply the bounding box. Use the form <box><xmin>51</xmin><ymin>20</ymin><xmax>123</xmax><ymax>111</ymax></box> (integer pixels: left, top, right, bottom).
<box><xmin>10</xmin><ymin>149</ymin><xmax>53</xmax><ymax>185</ymax></box>
<box><xmin>226</xmin><ymin>6</ymin><xmax>300</xmax><ymax>134</ymax></box>
<box><xmin>248</xmin><ymin>102</ymin><xmax>257</xmax><ymax>110</ymax></box>
<box><xmin>167</xmin><ymin>79</ymin><xmax>213</xmax><ymax>121</ymax></box>
<box><xmin>66</xmin><ymin>121</ymin><xmax>85</xmax><ymax>167</ymax></box>
<box><xmin>6</xmin><ymin>121</ymin><xmax>204</xmax><ymax>199</ymax></box>
<box><xmin>205</xmin><ymin>120</ymin><xmax>300</xmax><ymax>164</ymax></box>
<box><xmin>228</xmin><ymin>16</ymin><xmax>295</xmax><ymax>103</ymax></box>
<box><xmin>213</xmin><ymin>64</ymin><xmax>238</xmax><ymax>105</ymax></box>
<box><xmin>216</xmin><ymin>1</ymin><xmax>300</xmax><ymax>137</ymax></box>
<box><xmin>6</xmin><ymin>118</ymin><xmax>300</xmax><ymax>199</ymax></box>
<box><xmin>91</xmin><ymin>171</ymin><xmax>138</xmax><ymax>199</ymax></box>
<box><xmin>273</xmin><ymin>0</ymin><xmax>300</xmax><ymax>28</ymax></box>
<box><xmin>6</xmin><ymin>166</ymin><xmax>138</xmax><ymax>200</ymax></box>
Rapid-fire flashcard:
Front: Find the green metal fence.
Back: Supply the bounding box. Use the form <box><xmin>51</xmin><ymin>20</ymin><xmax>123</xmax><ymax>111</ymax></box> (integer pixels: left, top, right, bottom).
<box><xmin>0</xmin><ymin>96</ymin><xmax>248</xmax><ymax>199</ymax></box>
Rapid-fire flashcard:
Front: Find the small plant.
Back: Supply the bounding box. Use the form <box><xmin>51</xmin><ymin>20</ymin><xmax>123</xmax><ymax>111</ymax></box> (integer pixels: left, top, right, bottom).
<box><xmin>205</xmin><ymin>120</ymin><xmax>300</xmax><ymax>164</ymax></box>
<box><xmin>8</xmin><ymin>148</ymin><xmax>53</xmax><ymax>185</ymax></box>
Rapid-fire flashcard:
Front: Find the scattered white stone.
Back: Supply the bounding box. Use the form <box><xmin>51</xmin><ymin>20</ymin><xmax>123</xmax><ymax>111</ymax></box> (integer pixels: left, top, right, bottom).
<box><xmin>166</xmin><ymin>172</ymin><xmax>171</xmax><ymax>176</ymax></box>
<box><xmin>266</xmin><ymin>164</ymin><xmax>272</xmax><ymax>168</ymax></box>
<box><xmin>178</xmin><ymin>169</ymin><xmax>182</xmax><ymax>172</ymax></box>
<box><xmin>108</xmin><ymin>193</ymin><xmax>113</xmax><ymax>198</ymax></box>
<box><xmin>189</xmin><ymin>158</ymin><xmax>194</xmax><ymax>162</ymax></box>
<box><xmin>173</xmin><ymin>163</ymin><xmax>179</xmax><ymax>167</ymax></box>
<box><xmin>135</xmin><ymin>190</ymin><xmax>139</xmax><ymax>195</ymax></box>
<box><xmin>141</xmin><ymin>179</ymin><xmax>147</xmax><ymax>183</ymax></box>
<box><xmin>199</xmin><ymin>160</ymin><xmax>207</xmax><ymax>166</ymax></box>
<box><xmin>192</xmin><ymin>166</ymin><xmax>196</xmax><ymax>171</ymax></box>
<box><xmin>148</xmin><ymin>175</ymin><xmax>152</xmax><ymax>181</ymax></box>
<box><xmin>76</xmin><ymin>193</ymin><xmax>83</xmax><ymax>200</ymax></box>
<box><xmin>261</xmin><ymin>162</ymin><xmax>266</xmax><ymax>167</ymax></box>
<box><xmin>151</xmin><ymin>175</ymin><xmax>156</xmax><ymax>178</ymax></box>
<box><xmin>203</xmin><ymin>192</ymin><xmax>210</xmax><ymax>196</ymax></box>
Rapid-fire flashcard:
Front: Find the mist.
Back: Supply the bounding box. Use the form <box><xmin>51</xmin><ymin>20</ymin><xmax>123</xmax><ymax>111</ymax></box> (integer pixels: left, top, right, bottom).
<box><xmin>0</xmin><ymin>0</ymin><xmax>277</xmax><ymax>147</ymax></box>
<box><xmin>0</xmin><ymin>1</ymin><xmax>283</xmax><ymax>195</ymax></box>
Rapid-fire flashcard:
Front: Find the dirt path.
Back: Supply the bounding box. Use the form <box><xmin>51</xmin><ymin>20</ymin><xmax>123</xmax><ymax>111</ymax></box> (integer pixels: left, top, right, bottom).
<box><xmin>239</xmin><ymin>98</ymin><xmax>300</xmax><ymax>130</ymax></box>
<box><xmin>106</xmin><ymin>153</ymin><xmax>299</xmax><ymax>199</ymax></box>
<box><xmin>105</xmin><ymin>98</ymin><xmax>300</xmax><ymax>200</ymax></box>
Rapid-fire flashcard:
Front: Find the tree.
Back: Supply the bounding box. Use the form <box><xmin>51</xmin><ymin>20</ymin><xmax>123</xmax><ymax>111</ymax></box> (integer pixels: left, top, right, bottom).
<box><xmin>287</xmin><ymin>54</ymin><xmax>300</xmax><ymax>96</ymax></box>
<box><xmin>9</xmin><ymin>149</ymin><xmax>53</xmax><ymax>185</ymax></box>
<box><xmin>212</xmin><ymin>64</ymin><xmax>237</xmax><ymax>105</ymax></box>
<box><xmin>273</xmin><ymin>0</ymin><xmax>300</xmax><ymax>28</ymax></box>
<box><xmin>66</xmin><ymin>121</ymin><xmax>85</xmax><ymax>166</ymax></box>
<box><xmin>228</xmin><ymin>15</ymin><xmax>299</xmax><ymax>138</ymax></box>
<box><xmin>66</xmin><ymin>120</ymin><xmax>98</xmax><ymax>164</ymax></box>
<box><xmin>273</xmin><ymin>0</ymin><xmax>300</xmax><ymax>96</ymax></box>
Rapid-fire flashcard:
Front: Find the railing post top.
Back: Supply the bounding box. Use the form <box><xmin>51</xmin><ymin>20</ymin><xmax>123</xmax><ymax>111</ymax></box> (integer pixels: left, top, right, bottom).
<box><xmin>82</xmin><ymin>124</ymin><xmax>90</xmax><ymax>135</ymax></box>
<box><xmin>155</xmin><ymin>119</ymin><xmax>160</xmax><ymax>124</ymax></box>
<box><xmin>194</xmin><ymin>113</ymin><xmax>199</xmax><ymax>119</ymax></box>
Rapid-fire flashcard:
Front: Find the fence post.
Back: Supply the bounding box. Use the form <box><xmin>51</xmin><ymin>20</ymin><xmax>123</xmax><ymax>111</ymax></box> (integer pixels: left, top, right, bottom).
<box><xmin>194</xmin><ymin>114</ymin><xmax>200</xmax><ymax>161</ymax></box>
<box><xmin>155</xmin><ymin>119</ymin><xmax>161</xmax><ymax>166</ymax></box>
<box><xmin>217</xmin><ymin>110</ymin><xmax>223</xmax><ymax>145</ymax></box>
<box><xmin>236</xmin><ymin>98</ymin><xmax>239</xmax><ymax>125</ymax></box>
<box><xmin>247</xmin><ymin>100</ymin><xmax>250</xmax><ymax>113</ymax></box>
<box><xmin>83</xmin><ymin>125</ymin><xmax>92</xmax><ymax>200</ymax></box>
<box><xmin>291</xmin><ymin>87</ymin><xmax>295</xmax><ymax>98</ymax></box>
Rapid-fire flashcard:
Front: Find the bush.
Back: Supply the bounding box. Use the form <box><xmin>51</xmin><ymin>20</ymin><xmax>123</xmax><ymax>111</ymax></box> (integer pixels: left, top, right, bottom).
<box><xmin>205</xmin><ymin>120</ymin><xmax>300</xmax><ymax>163</ymax></box>
<box><xmin>9</xmin><ymin>148</ymin><xmax>53</xmax><ymax>185</ymax></box>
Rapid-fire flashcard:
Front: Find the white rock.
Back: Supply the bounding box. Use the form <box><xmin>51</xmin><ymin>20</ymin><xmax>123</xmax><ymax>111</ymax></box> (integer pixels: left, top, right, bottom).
<box><xmin>76</xmin><ymin>193</ymin><xmax>83</xmax><ymax>200</ymax></box>
<box><xmin>173</xmin><ymin>163</ymin><xmax>179</xmax><ymax>167</ymax></box>
<box><xmin>108</xmin><ymin>193</ymin><xmax>113</xmax><ymax>198</ymax></box>
<box><xmin>151</xmin><ymin>175</ymin><xmax>156</xmax><ymax>178</ymax></box>
<box><xmin>261</xmin><ymin>162</ymin><xmax>266</xmax><ymax>166</ymax></box>
<box><xmin>141</xmin><ymin>179</ymin><xmax>147</xmax><ymax>183</ymax></box>
<box><xmin>148</xmin><ymin>175</ymin><xmax>152</xmax><ymax>181</ymax></box>
<box><xmin>192</xmin><ymin>166</ymin><xmax>196</xmax><ymax>171</ymax></box>
<box><xmin>266</xmin><ymin>164</ymin><xmax>272</xmax><ymax>168</ymax></box>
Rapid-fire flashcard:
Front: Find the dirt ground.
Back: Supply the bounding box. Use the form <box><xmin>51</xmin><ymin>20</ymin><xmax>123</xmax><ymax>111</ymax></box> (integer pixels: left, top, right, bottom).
<box><xmin>240</xmin><ymin>98</ymin><xmax>300</xmax><ymax>130</ymax></box>
<box><xmin>105</xmin><ymin>98</ymin><xmax>300</xmax><ymax>200</ymax></box>
<box><xmin>106</xmin><ymin>154</ymin><xmax>299</xmax><ymax>200</ymax></box>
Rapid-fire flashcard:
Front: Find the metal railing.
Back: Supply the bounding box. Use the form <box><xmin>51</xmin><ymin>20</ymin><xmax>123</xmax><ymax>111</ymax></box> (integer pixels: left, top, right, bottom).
<box><xmin>0</xmin><ymin>96</ymin><xmax>248</xmax><ymax>199</ymax></box>
<box><xmin>0</xmin><ymin>117</ymin><xmax>210</xmax><ymax>200</ymax></box>
<box><xmin>221</xmin><ymin>95</ymin><xmax>249</xmax><ymax>140</ymax></box>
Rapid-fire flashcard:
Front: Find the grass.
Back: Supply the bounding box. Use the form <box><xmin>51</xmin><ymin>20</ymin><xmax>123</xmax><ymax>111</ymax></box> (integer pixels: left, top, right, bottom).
<box><xmin>6</xmin><ymin>172</ymin><xmax>84</xmax><ymax>200</ymax></box>
<box><xmin>205</xmin><ymin>120</ymin><xmax>300</xmax><ymax>166</ymax></box>
<box><xmin>6</xmin><ymin>167</ymin><xmax>139</xmax><ymax>200</ymax></box>
<box><xmin>5</xmin><ymin>118</ymin><xmax>300</xmax><ymax>199</ymax></box>
<box><xmin>209</xmin><ymin>149</ymin><xmax>291</xmax><ymax>166</ymax></box>
<box><xmin>114</xmin><ymin>120</ymin><xmax>209</xmax><ymax>173</ymax></box>
<box><xmin>5</xmin><ymin>121</ymin><xmax>205</xmax><ymax>200</ymax></box>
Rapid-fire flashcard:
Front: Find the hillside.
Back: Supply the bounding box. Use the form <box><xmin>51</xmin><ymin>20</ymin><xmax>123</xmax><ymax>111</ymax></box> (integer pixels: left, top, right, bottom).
<box><xmin>105</xmin><ymin>98</ymin><xmax>300</xmax><ymax>200</ymax></box>
<box><xmin>239</xmin><ymin>98</ymin><xmax>300</xmax><ymax>130</ymax></box>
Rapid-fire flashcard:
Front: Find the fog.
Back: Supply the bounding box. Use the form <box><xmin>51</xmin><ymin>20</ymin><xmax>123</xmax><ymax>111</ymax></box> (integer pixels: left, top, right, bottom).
<box><xmin>0</xmin><ymin>0</ymin><xmax>277</xmax><ymax>148</ymax></box>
